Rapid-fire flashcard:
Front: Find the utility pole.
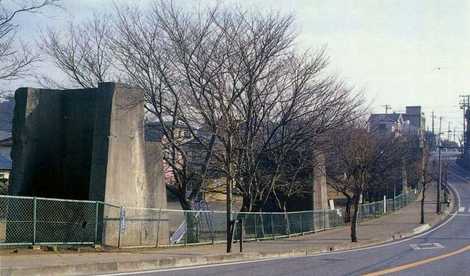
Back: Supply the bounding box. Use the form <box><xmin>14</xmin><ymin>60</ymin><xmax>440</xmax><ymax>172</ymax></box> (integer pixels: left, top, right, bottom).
<box><xmin>460</xmin><ymin>95</ymin><xmax>470</xmax><ymax>153</ymax></box>
<box><xmin>226</xmin><ymin>158</ymin><xmax>233</xmax><ymax>253</ymax></box>
<box><xmin>383</xmin><ymin>104</ymin><xmax>391</xmax><ymax>114</ymax></box>
<box><xmin>437</xmin><ymin>116</ymin><xmax>442</xmax><ymax>214</ymax></box>
<box><xmin>431</xmin><ymin>111</ymin><xmax>436</xmax><ymax>150</ymax></box>
<box><xmin>447</xmin><ymin>121</ymin><xmax>452</xmax><ymax>141</ymax></box>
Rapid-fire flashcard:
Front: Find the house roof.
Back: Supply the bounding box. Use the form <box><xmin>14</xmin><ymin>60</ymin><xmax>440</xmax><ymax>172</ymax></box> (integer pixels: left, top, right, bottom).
<box><xmin>368</xmin><ymin>113</ymin><xmax>403</xmax><ymax>124</ymax></box>
<box><xmin>0</xmin><ymin>130</ymin><xmax>10</xmax><ymax>141</ymax></box>
<box><xmin>0</xmin><ymin>153</ymin><xmax>11</xmax><ymax>170</ymax></box>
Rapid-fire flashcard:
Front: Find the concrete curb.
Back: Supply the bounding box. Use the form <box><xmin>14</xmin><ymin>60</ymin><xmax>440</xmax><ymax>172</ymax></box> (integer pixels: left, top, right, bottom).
<box><xmin>0</xmin><ymin>251</ymin><xmax>314</xmax><ymax>276</ymax></box>
<box><xmin>412</xmin><ymin>224</ymin><xmax>431</xmax><ymax>234</ymax></box>
<box><xmin>0</xmin><ymin>234</ymin><xmax>440</xmax><ymax>276</ymax></box>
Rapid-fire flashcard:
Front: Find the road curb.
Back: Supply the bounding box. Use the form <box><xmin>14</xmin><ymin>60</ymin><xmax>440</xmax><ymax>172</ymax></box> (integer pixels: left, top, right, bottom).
<box><xmin>0</xmin><ymin>234</ymin><xmax>441</xmax><ymax>276</ymax></box>
<box><xmin>1</xmin><ymin>218</ymin><xmax>453</xmax><ymax>276</ymax></box>
<box><xmin>412</xmin><ymin>224</ymin><xmax>431</xmax><ymax>234</ymax></box>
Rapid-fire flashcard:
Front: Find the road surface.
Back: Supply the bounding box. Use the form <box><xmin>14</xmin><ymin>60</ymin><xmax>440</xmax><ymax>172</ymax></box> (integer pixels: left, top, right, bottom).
<box><xmin>102</xmin><ymin>159</ymin><xmax>469</xmax><ymax>276</ymax></box>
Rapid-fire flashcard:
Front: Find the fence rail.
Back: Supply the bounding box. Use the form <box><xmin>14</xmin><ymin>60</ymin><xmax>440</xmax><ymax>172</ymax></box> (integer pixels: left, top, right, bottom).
<box><xmin>0</xmin><ymin>189</ymin><xmax>425</xmax><ymax>247</ymax></box>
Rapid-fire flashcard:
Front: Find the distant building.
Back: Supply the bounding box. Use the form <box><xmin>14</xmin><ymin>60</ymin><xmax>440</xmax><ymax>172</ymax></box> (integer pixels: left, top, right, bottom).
<box><xmin>0</xmin><ymin>97</ymin><xmax>13</xmax><ymax>185</ymax></box>
<box><xmin>145</xmin><ymin>121</ymin><xmax>193</xmax><ymax>143</ymax></box>
<box><xmin>0</xmin><ymin>131</ymin><xmax>12</xmax><ymax>157</ymax></box>
<box><xmin>368</xmin><ymin>113</ymin><xmax>405</xmax><ymax>137</ymax></box>
<box><xmin>0</xmin><ymin>153</ymin><xmax>11</xmax><ymax>182</ymax></box>
<box><xmin>144</xmin><ymin>121</ymin><xmax>217</xmax><ymax>182</ymax></box>
<box><xmin>0</xmin><ymin>131</ymin><xmax>11</xmax><ymax>185</ymax></box>
<box><xmin>402</xmin><ymin>106</ymin><xmax>426</xmax><ymax>137</ymax></box>
<box><xmin>368</xmin><ymin>106</ymin><xmax>426</xmax><ymax>140</ymax></box>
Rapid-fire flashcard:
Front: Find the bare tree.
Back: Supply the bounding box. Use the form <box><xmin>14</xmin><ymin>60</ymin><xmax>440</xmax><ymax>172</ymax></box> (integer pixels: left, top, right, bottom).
<box><xmin>0</xmin><ymin>0</ymin><xmax>60</xmax><ymax>85</ymax></box>
<box><xmin>41</xmin><ymin>1</ymin><xmax>364</xmax><ymax>250</ymax></box>
<box><xmin>419</xmin><ymin>147</ymin><xmax>437</xmax><ymax>224</ymax></box>
<box><xmin>326</xmin><ymin>123</ymin><xmax>404</xmax><ymax>242</ymax></box>
<box><xmin>110</xmin><ymin>3</ymin><xmax>220</xmax><ymax>214</ymax></box>
<box><xmin>40</xmin><ymin>14</ymin><xmax>114</xmax><ymax>88</ymax></box>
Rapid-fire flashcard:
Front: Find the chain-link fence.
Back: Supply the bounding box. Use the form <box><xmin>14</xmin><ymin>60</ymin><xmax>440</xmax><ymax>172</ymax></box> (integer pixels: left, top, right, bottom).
<box><xmin>359</xmin><ymin>190</ymin><xmax>420</xmax><ymax>221</ymax></box>
<box><xmin>0</xmin><ymin>189</ymin><xmax>425</xmax><ymax>247</ymax></box>
<box><xmin>0</xmin><ymin>195</ymin><xmax>99</xmax><ymax>246</ymax></box>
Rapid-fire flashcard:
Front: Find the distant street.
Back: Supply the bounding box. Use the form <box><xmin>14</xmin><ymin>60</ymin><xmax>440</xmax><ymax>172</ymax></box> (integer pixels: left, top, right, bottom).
<box><xmin>106</xmin><ymin>158</ymin><xmax>470</xmax><ymax>276</ymax></box>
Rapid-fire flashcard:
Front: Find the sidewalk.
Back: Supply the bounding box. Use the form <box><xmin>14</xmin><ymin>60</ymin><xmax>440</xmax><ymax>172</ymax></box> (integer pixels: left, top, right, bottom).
<box><xmin>0</xmin><ymin>183</ymin><xmax>454</xmax><ymax>276</ymax></box>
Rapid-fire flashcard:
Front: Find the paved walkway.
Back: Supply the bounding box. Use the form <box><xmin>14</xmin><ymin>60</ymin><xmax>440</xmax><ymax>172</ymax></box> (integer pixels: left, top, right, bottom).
<box><xmin>0</xmin><ymin>183</ymin><xmax>453</xmax><ymax>275</ymax></box>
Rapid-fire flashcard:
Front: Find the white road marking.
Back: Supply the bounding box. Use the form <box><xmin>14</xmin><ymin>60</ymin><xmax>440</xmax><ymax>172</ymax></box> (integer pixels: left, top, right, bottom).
<box><xmin>410</xmin><ymin>243</ymin><xmax>444</xmax><ymax>250</ymax></box>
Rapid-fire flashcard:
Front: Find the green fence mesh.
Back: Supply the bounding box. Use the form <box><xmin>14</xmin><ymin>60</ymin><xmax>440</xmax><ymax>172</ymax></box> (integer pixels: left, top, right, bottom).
<box><xmin>0</xmin><ymin>188</ymin><xmax>428</xmax><ymax>247</ymax></box>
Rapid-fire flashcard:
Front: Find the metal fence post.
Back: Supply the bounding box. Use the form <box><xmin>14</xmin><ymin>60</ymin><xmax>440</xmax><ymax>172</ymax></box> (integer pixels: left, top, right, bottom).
<box><xmin>239</xmin><ymin>219</ymin><xmax>243</xmax><ymax>252</ymax></box>
<box><xmin>312</xmin><ymin>211</ymin><xmax>316</xmax><ymax>232</ymax></box>
<box><xmin>270</xmin><ymin>213</ymin><xmax>275</xmax><ymax>239</ymax></box>
<box><xmin>254</xmin><ymin>214</ymin><xmax>258</xmax><ymax>239</ymax></box>
<box><xmin>383</xmin><ymin>195</ymin><xmax>387</xmax><ymax>214</ymax></box>
<box><xmin>300</xmin><ymin>212</ymin><xmax>304</xmax><ymax>235</ymax></box>
<box><xmin>33</xmin><ymin>197</ymin><xmax>37</xmax><ymax>245</ymax></box>
<box><xmin>211</xmin><ymin>210</ymin><xmax>215</xmax><ymax>245</ymax></box>
<box><xmin>184</xmin><ymin>211</ymin><xmax>187</xmax><ymax>247</ymax></box>
<box><xmin>94</xmin><ymin>201</ymin><xmax>99</xmax><ymax>245</ymax></box>
<box><xmin>286</xmin><ymin>213</ymin><xmax>290</xmax><ymax>237</ymax></box>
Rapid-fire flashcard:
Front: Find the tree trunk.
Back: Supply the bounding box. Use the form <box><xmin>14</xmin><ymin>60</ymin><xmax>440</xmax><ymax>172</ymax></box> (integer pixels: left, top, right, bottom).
<box><xmin>282</xmin><ymin>204</ymin><xmax>290</xmax><ymax>235</ymax></box>
<box><xmin>420</xmin><ymin>183</ymin><xmax>426</xmax><ymax>224</ymax></box>
<box><xmin>226</xmin><ymin>175</ymin><xmax>233</xmax><ymax>253</ymax></box>
<box><xmin>240</xmin><ymin>195</ymin><xmax>252</xmax><ymax>212</ymax></box>
<box><xmin>350</xmin><ymin>194</ymin><xmax>360</xmax><ymax>242</ymax></box>
<box><xmin>344</xmin><ymin>195</ymin><xmax>352</xmax><ymax>223</ymax></box>
<box><xmin>177</xmin><ymin>195</ymin><xmax>200</xmax><ymax>243</ymax></box>
<box><xmin>185</xmin><ymin>212</ymin><xmax>199</xmax><ymax>243</ymax></box>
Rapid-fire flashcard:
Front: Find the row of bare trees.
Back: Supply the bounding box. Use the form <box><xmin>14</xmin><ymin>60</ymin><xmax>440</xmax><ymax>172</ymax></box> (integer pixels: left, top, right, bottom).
<box><xmin>0</xmin><ymin>1</ymin><xmax>429</xmax><ymax>245</ymax></box>
<box><xmin>39</xmin><ymin>1</ymin><xmax>363</xmax><ymax>214</ymax></box>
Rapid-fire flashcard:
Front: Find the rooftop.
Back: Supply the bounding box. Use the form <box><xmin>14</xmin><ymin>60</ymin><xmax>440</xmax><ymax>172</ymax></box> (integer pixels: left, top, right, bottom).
<box><xmin>368</xmin><ymin>113</ymin><xmax>403</xmax><ymax>123</ymax></box>
<box><xmin>0</xmin><ymin>153</ymin><xmax>11</xmax><ymax>170</ymax></box>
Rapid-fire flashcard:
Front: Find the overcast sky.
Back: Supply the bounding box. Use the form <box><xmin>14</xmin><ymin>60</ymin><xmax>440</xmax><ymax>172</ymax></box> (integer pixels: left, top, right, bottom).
<box><xmin>10</xmin><ymin>0</ymin><xmax>470</xmax><ymax>137</ymax></box>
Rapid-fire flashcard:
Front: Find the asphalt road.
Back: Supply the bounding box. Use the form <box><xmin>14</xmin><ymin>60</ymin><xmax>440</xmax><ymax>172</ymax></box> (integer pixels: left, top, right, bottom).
<box><xmin>108</xmin><ymin>159</ymin><xmax>470</xmax><ymax>276</ymax></box>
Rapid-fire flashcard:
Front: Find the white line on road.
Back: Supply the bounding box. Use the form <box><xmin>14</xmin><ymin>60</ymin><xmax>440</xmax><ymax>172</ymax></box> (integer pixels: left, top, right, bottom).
<box><xmin>410</xmin><ymin>243</ymin><xmax>444</xmax><ymax>250</ymax></box>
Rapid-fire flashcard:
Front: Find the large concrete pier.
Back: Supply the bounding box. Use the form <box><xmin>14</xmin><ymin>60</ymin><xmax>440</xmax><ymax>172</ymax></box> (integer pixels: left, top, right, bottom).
<box><xmin>8</xmin><ymin>82</ymin><xmax>167</xmax><ymax>246</ymax></box>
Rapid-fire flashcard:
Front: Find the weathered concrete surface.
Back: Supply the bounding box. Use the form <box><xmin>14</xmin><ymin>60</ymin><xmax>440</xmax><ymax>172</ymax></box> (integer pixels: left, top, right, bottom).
<box><xmin>313</xmin><ymin>151</ymin><xmax>328</xmax><ymax>210</ymax></box>
<box><xmin>9</xmin><ymin>87</ymin><xmax>96</xmax><ymax>199</ymax></box>
<box><xmin>8</xmin><ymin>83</ymin><xmax>167</xmax><ymax>246</ymax></box>
<box><xmin>313</xmin><ymin>151</ymin><xmax>329</xmax><ymax>229</ymax></box>
<box><xmin>144</xmin><ymin>142</ymin><xmax>168</xmax><ymax>246</ymax></box>
<box><xmin>88</xmin><ymin>83</ymin><xmax>168</xmax><ymax>246</ymax></box>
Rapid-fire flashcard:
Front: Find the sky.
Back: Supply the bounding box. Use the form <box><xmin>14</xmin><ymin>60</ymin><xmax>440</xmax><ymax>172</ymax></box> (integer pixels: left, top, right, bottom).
<box><xmin>8</xmin><ymin>0</ymin><xmax>470</xmax><ymax>139</ymax></box>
